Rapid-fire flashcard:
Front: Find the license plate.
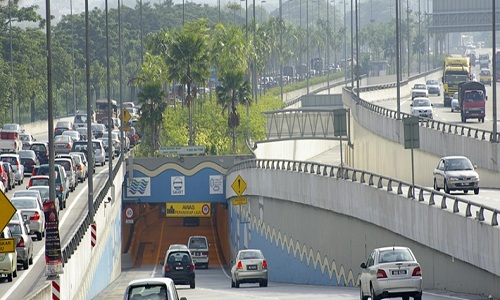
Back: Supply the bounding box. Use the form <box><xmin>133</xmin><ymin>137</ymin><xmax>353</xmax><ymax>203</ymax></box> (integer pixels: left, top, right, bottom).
<box><xmin>175</xmin><ymin>266</ymin><xmax>184</xmax><ymax>270</ymax></box>
<box><xmin>392</xmin><ymin>270</ymin><xmax>407</xmax><ymax>275</ymax></box>
<box><xmin>247</xmin><ymin>265</ymin><xmax>257</xmax><ymax>270</ymax></box>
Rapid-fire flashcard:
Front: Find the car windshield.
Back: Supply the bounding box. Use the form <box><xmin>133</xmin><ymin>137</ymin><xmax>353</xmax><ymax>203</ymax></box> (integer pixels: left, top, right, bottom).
<box><xmin>378</xmin><ymin>249</ymin><xmax>414</xmax><ymax>263</ymax></box>
<box><xmin>74</xmin><ymin>115</ymin><xmax>87</xmax><ymax>123</ymax></box>
<box><xmin>426</xmin><ymin>80</ymin><xmax>438</xmax><ymax>86</ymax></box>
<box><xmin>92</xmin><ymin>124</ymin><xmax>105</xmax><ymax>131</ymax></box>
<box><xmin>31</xmin><ymin>144</ymin><xmax>47</xmax><ymax>152</ymax></box>
<box><xmin>0</xmin><ymin>156</ymin><xmax>17</xmax><ymax>164</ymax></box>
<box><xmin>19</xmin><ymin>134</ymin><xmax>30</xmax><ymax>141</ymax></box>
<box><xmin>239</xmin><ymin>250</ymin><xmax>264</xmax><ymax>260</ymax></box>
<box><xmin>413</xmin><ymin>99</ymin><xmax>431</xmax><ymax>107</ymax></box>
<box><xmin>55</xmin><ymin>160</ymin><xmax>71</xmax><ymax>171</ymax></box>
<box><xmin>414</xmin><ymin>84</ymin><xmax>426</xmax><ymax>89</ymax></box>
<box><xmin>188</xmin><ymin>237</ymin><xmax>207</xmax><ymax>249</ymax></box>
<box><xmin>445</xmin><ymin>158</ymin><xmax>474</xmax><ymax>171</ymax></box>
<box><xmin>12</xmin><ymin>199</ymin><xmax>37</xmax><ymax>209</ymax></box>
<box><xmin>18</xmin><ymin>151</ymin><xmax>34</xmax><ymax>158</ymax></box>
<box><xmin>464</xmin><ymin>91</ymin><xmax>484</xmax><ymax>102</ymax></box>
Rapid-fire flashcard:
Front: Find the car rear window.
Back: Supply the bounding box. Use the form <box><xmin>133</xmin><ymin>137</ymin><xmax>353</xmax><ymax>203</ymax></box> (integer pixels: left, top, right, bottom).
<box><xmin>127</xmin><ymin>284</ymin><xmax>167</xmax><ymax>300</ymax></box>
<box><xmin>188</xmin><ymin>237</ymin><xmax>208</xmax><ymax>249</ymax></box>
<box><xmin>8</xmin><ymin>224</ymin><xmax>22</xmax><ymax>235</ymax></box>
<box><xmin>378</xmin><ymin>249</ymin><xmax>413</xmax><ymax>263</ymax></box>
<box><xmin>12</xmin><ymin>199</ymin><xmax>37</xmax><ymax>209</ymax></box>
<box><xmin>31</xmin><ymin>178</ymin><xmax>50</xmax><ymax>186</ymax></box>
<box><xmin>0</xmin><ymin>156</ymin><xmax>17</xmax><ymax>165</ymax></box>
<box><xmin>167</xmin><ymin>251</ymin><xmax>192</xmax><ymax>264</ymax></box>
<box><xmin>56</xmin><ymin>160</ymin><xmax>71</xmax><ymax>171</ymax></box>
<box><xmin>239</xmin><ymin>250</ymin><xmax>263</xmax><ymax>260</ymax></box>
<box><xmin>31</xmin><ymin>144</ymin><xmax>47</xmax><ymax>152</ymax></box>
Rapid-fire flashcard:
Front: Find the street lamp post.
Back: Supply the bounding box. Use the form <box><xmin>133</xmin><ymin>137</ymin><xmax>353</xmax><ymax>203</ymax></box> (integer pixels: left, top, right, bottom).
<box><xmin>493</xmin><ymin>0</ymin><xmax>498</xmax><ymax>141</ymax></box>
<box><xmin>343</xmin><ymin>0</ymin><xmax>347</xmax><ymax>86</ymax></box>
<box><xmin>8</xmin><ymin>0</ymin><xmax>14</xmax><ymax>123</ymax></box>
<box><xmin>407</xmin><ymin>0</ymin><xmax>410</xmax><ymax>77</ymax></box>
<box><xmin>396</xmin><ymin>0</ymin><xmax>401</xmax><ymax>119</ymax></box>
<box><xmin>306</xmin><ymin>0</ymin><xmax>310</xmax><ymax>94</ymax></box>
<box><xmin>327</xmin><ymin>0</ymin><xmax>330</xmax><ymax>93</ymax></box>
<box><xmin>261</xmin><ymin>0</ymin><xmax>266</xmax><ymax>22</ymax></box>
<box><xmin>279</xmin><ymin>0</ymin><xmax>283</xmax><ymax>100</ymax></box>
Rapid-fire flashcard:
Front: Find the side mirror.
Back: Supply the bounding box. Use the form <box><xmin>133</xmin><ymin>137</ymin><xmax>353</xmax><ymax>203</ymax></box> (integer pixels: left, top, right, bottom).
<box><xmin>410</xmin><ymin>103</ymin><xmax>413</xmax><ymax>106</ymax></box>
<box><xmin>180</xmin><ymin>297</ymin><xmax>188</xmax><ymax>300</ymax></box>
<box><xmin>360</xmin><ymin>262</ymin><xmax>367</xmax><ymax>269</ymax></box>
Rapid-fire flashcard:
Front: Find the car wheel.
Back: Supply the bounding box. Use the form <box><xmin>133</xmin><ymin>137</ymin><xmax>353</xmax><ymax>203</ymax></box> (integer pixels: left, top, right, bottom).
<box><xmin>235</xmin><ymin>280</ymin><xmax>240</xmax><ymax>288</ymax></box>
<box><xmin>414</xmin><ymin>293</ymin><xmax>423</xmax><ymax>300</ymax></box>
<box><xmin>474</xmin><ymin>187</ymin><xmax>480</xmax><ymax>195</ymax></box>
<box><xmin>7</xmin><ymin>272</ymin><xmax>13</xmax><ymax>282</ymax></box>
<box><xmin>29</xmin><ymin>255</ymin><xmax>33</xmax><ymax>265</ymax></box>
<box><xmin>444</xmin><ymin>180</ymin><xmax>450</xmax><ymax>194</ymax></box>
<box><xmin>464</xmin><ymin>190</ymin><xmax>468</xmax><ymax>194</ymax></box>
<box><xmin>360</xmin><ymin>284</ymin><xmax>368</xmax><ymax>300</ymax></box>
<box><xmin>23</xmin><ymin>259</ymin><xmax>29</xmax><ymax>270</ymax></box>
<box><xmin>433</xmin><ymin>179</ymin><xmax>440</xmax><ymax>191</ymax></box>
<box><xmin>13</xmin><ymin>269</ymin><xmax>17</xmax><ymax>278</ymax></box>
<box><xmin>36</xmin><ymin>232</ymin><xmax>43</xmax><ymax>241</ymax></box>
<box><xmin>370</xmin><ymin>285</ymin><xmax>379</xmax><ymax>300</ymax></box>
<box><xmin>260</xmin><ymin>279</ymin><xmax>268</xmax><ymax>287</ymax></box>
<box><xmin>190</xmin><ymin>280</ymin><xmax>195</xmax><ymax>289</ymax></box>
<box><xmin>231</xmin><ymin>279</ymin><xmax>235</xmax><ymax>288</ymax></box>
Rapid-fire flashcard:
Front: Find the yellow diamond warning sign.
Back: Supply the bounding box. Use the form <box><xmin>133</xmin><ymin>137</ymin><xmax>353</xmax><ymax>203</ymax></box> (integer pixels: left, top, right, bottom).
<box><xmin>231</xmin><ymin>175</ymin><xmax>246</xmax><ymax>197</ymax></box>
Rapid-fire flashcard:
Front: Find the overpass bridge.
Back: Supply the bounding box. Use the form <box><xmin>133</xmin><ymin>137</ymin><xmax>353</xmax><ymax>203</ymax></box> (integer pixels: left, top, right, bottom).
<box><xmin>16</xmin><ymin>69</ymin><xmax>500</xmax><ymax>299</ymax></box>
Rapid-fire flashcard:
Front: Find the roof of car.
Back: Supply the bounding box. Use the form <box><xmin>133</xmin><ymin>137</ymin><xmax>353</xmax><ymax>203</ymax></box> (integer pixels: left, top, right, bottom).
<box><xmin>375</xmin><ymin>246</ymin><xmax>410</xmax><ymax>252</ymax></box>
<box><xmin>126</xmin><ymin>277</ymin><xmax>174</xmax><ymax>287</ymax></box>
<box><xmin>440</xmin><ymin>155</ymin><xmax>469</xmax><ymax>160</ymax></box>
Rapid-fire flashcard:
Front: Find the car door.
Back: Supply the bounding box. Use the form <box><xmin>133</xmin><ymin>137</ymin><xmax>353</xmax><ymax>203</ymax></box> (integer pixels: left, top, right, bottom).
<box><xmin>434</xmin><ymin>160</ymin><xmax>445</xmax><ymax>187</ymax></box>
<box><xmin>360</xmin><ymin>250</ymin><xmax>375</xmax><ymax>294</ymax></box>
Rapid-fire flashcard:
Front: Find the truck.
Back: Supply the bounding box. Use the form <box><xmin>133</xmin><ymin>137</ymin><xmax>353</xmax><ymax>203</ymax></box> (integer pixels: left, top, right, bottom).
<box><xmin>457</xmin><ymin>81</ymin><xmax>486</xmax><ymax>123</ymax></box>
<box><xmin>442</xmin><ymin>56</ymin><xmax>470</xmax><ymax>107</ymax></box>
<box><xmin>0</xmin><ymin>130</ymin><xmax>22</xmax><ymax>153</ymax></box>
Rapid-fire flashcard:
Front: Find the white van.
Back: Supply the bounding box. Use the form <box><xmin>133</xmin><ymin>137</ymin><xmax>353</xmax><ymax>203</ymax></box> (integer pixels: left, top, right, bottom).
<box><xmin>187</xmin><ymin>236</ymin><xmax>209</xmax><ymax>269</ymax></box>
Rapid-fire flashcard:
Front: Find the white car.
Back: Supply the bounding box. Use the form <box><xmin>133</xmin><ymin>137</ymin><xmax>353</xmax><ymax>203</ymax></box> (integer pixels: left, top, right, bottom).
<box><xmin>410</xmin><ymin>97</ymin><xmax>434</xmax><ymax>119</ymax></box>
<box><xmin>360</xmin><ymin>246</ymin><xmax>422</xmax><ymax>300</ymax></box>
<box><xmin>123</xmin><ymin>278</ymin><xmax>187</xmax><ymax>300</ymax></box>
<box><xmin>425</xmin><ymin>79</ymin><xmax>441</xmax><ymax>96</ymax></box>
<box><xmin>187</xmin><ymin>236</ymin><xmax>209</xmax><ymax>269</ymax></box>
<box><xmin>0</xmin><ymin>227</ymin><xmax>18</xmax><ymax>282</ymax></box>
<box><xmin>231</xmin><ymin>249</ymin><xmax>268</xmax><ymax>288</ymax></box>
<box><xmin>411</xmin><ymin>83</ymin><xmax>428</xmax><ymax>100</ymax></box>
<box><xmin>11</xmin><ymin>196</ymin><xmax>46</xmax><ymax>241</ymax></box>
<box><xmin>0</xmin><ymin>153</ymin><xmax>24</xmax><ymax>185</ymax></box>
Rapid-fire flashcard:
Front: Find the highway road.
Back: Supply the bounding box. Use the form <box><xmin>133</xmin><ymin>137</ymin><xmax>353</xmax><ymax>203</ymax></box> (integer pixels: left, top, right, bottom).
<box><xmin>95</xmin><ymin>264</ymin><xmax>485</xmax><ymax>300</ymax></box>
<box><xmin>0</xmin><ymin>130</ymin><xmax>117</xmax><ymax>300</ymax></box>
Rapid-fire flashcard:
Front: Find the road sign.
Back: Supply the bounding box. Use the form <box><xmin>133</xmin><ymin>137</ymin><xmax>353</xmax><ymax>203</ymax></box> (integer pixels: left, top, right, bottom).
<box><xmin>403</xmin><ymin>116</ymin><xmax>420</xmax><ymax>149</ymax></box>
<box><xmin>159</xmin><ymin>146</ymin><xmax>205</xmax><ymax>155</ymax></box>
<box><xmin>122</xmin><ymin>126</ymin><xmax>132</xmax><ymax>132</ymax></box>
<box><xmin>0</xmin><ymin>190</ymin><xmax>16</xmax><ymax>233</ymax></box>
<box><xmin>0</xmin><ymin>238</ymin><xmax>15</xmax><ymax>253</ymax></box>
<box><xmin>122</xmin><ymin>109</ymin><xmax>132</xmax><ymax>124</ymax></box>
<box><xmin>231</xmin><ymin>175</ymin><xmax>247</xmax><ymax>197</ymax></box>
<box><xmin>232</xmin><ymin>197</ymin><xmax>247</xmax><ymax>205</ymax></box>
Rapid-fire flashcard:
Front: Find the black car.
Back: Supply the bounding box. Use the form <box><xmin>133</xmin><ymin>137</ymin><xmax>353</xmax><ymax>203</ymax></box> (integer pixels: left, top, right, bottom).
<box><xmin>160</xmin><ymin>249</ymin><xmax>195</xmax><ymax>289</ymax></box>
<box><xmin>29</xmin><ymin>142</ymin><xmax>50</xmax><ymax>165</ymax></box>
<box><xmin>18</xmin><ymin>150</ymin><xmax>39</xmax><ymax>175</ymax></box>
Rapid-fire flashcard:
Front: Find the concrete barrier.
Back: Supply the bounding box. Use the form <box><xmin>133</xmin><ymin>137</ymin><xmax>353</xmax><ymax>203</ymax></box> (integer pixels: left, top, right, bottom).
<box><xmin>227</xmin><ymin>162</ymin><xmax>500</xmax><ymax>296</ymax></box>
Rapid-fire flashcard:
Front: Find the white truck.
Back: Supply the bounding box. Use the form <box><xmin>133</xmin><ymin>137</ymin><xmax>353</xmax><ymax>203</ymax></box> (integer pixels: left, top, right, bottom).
<box><xmin>0</xmin><ymin>130</ymin><xmax>22</xmax><ymax>153</ymax></box>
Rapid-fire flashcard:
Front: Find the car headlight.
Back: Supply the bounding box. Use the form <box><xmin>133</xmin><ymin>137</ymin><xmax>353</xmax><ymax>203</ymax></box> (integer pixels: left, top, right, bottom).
<box><xmin>448</xmin><ymin>177</ymin><xmax>459</xmax><ymax>181</ymax></box>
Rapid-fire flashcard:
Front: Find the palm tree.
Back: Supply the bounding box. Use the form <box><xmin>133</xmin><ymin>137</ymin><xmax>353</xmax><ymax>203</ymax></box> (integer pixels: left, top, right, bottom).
<box><xmin>215</xmin><ymin>69</ymin><xmax>251</xmax><ymax>153</ymax></box>
<box><xmin>165</xmin><ymin>20</ymin><xmax>210</xmax><ymax>146</ymax></box>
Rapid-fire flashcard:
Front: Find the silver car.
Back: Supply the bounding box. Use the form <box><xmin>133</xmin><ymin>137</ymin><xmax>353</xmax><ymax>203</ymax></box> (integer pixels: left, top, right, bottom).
<box><xmin>123</xmin><ymin>278</ymin><xmax>187</xmax><ymax>300</ymax></box>
<box><xmin>29</xmin><ymin>186</ymin><xmax>59</xmax><ymax>215</ymax></box>
<box><xmin>0</xmin><ymin>153</ymin><xmax>24</xmax><ymax>184</ymax></box>
<box><xmin>55</xmin><ymin>157</ymin><xmax>77</xmax><ymax>192</ymax></box>
<box><xmin>359</xmin><ymin>246</ymin><xmax>422</xmax><ymax>300</ymax></box>
<box><xmin>410</xmin><ymin>97</ymin><xmax>433</xmax><ymax>119</ymax></box>
<box><xmin>433</xmin><ymin>156</ymin><xmax>480</xmax><ymax>195</ymax></box>
<box><xmin>8</xmin><ymin>211</ymin><xmax>34</xmax><ymax>270</ymax></box>
<box><xmin>231</xmin><ymin>249</ymin><xmax>268</xmax><ymax>288</ymax></box>
<box><xmin>11</xmin><ymin>196</ymin><xmax>46</xmax><ymax>241</ymax></box>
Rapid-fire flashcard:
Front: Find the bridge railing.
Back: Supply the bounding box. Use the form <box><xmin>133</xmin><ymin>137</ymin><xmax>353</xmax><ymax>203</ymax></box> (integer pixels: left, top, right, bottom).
<box><xmin>61</xmin><ymin>154</ymin><xmax>124</xmax><ymax>263</ymax></box>
<box><xmin>228</xmin><ymin>158</ymin><xmax>499</xmax><ymax>227</ymax></box>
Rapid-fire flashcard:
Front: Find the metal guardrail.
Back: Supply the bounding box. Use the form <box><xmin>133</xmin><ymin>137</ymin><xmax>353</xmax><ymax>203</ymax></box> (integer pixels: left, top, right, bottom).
<box><xmin>349</xmin><ymin>68</ymin><xmax>500</xmax><ymax>142</ymax></box>
<box><xmin>61</xmin><ymin>154</ymin><xmax>124</xmax><ymax>263</ymax></box>
<box><xmin>228</xmin><ymin>159</ymin><xmax>499</xmax><ymax>227</ymax></box>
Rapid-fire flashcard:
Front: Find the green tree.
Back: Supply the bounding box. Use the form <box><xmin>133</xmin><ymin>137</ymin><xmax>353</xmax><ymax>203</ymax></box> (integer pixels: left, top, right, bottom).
<box><xmin>165</xmin><ymin>20</ymin><xmax>211</xmax><ymax>145</ymax></box>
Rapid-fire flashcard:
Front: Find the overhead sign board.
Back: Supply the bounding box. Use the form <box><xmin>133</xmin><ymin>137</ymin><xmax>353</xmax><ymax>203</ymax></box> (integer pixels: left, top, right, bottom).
<box><xmin>165</xmin><ymin>203</ymin><xmax>211</xmax><ymax>217</ymax></box>
<box><xmin>0</xmin><ymin>238</ymin><xmax>15</xmax><ymax>253</ymax></box>
<box><xmin>0</xmin><ymin>190</ymin><xmax>16</xmax><ymax>233</ymax></box>
<box><xmin>159</xmin><ymin>146</ymin><xmax>206</xmax><ymax>156</ymax></box>
<box><xmin>231</xmin><ymin>175</ymin><xmax>247</xmax><ymax>197</ymax></box>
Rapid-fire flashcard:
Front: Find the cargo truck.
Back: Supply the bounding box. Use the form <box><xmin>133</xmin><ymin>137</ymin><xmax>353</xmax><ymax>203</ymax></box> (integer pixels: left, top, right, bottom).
<box><xmin>442</xmin><ymin>56</ymin><xmax>470</xmax><ymax>107</ymax></box>
<box><xmin>457</xmin><ymin>81</ymin><xmax>486</xmax><ymax>123</ymax></box>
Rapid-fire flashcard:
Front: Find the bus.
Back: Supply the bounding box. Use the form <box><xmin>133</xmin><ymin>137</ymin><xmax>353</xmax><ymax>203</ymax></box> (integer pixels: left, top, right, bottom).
<box><xmin>95</xmin><ymin>99</ymin><xmax>118</xmax><ymax>123</ymax></box>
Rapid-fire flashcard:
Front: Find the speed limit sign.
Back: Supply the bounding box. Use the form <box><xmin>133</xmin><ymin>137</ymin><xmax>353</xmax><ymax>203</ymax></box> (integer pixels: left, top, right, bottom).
<box><xmin>202</xmin><ymin>204</ymin><xmax>210</xmax><ymax>216</ymax></box>
<box><xmin>125</xmin><ymin>206</ymin><xmax>134</xmax><ymax>224</ymax></box>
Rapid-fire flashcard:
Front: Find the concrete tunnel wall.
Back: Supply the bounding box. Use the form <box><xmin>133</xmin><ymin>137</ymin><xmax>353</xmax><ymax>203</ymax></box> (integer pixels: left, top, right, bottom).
<box><xmin>226</xmin><ymin>167</ymin><xmax>500</xmax><ymax>297</ymax></box>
